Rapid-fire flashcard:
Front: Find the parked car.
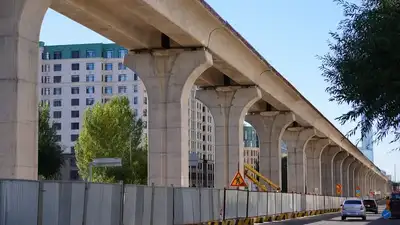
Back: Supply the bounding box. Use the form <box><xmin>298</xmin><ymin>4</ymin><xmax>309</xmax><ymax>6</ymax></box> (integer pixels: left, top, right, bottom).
<box><xmin>341</xmin><ymin>199</ymin><xmax>366</xmax><ymax>221</ymax></box>
<box><xmin>363</xmin><ymin>199</ymin><xmax>378</xmax><ymax>214</ymax></box>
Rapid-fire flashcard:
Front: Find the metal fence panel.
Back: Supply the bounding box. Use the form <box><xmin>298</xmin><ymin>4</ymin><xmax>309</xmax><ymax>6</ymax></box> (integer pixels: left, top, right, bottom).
<box><xmin>153</xmin><ymin>187</ymin><xmax>174</xmax><ymax>225</ymax></box>
<box><xmin>275</xmin><ymin>193</ymin><xmax>282</xmax><ymax>214</ymax></box>
<box><xmin>123</xmin><ymin>185</ymin><xmax>152</xmax><ymax>225</ymax></box>
<box><xmin>225</xmin><ymin>190</ymin><xmax>238</xmax><ymax>219</ymax></box>
<box><xmin>85</xmin><ymin>183</ymin><xmax>122</xmax><ymax>225</ymax></box>
<box><xmin>257</xmin><ymin>192</ymin><xmax>268</xmax><ymax>216</ymax></box>
<box><xmin>200</xmin><ymin>188</ymin><xmax>215</xmax><ymax>222</ymax></box>
<box><xmin>174</xmin><ymin>187</ymin><xmax>200</xmax><ymax>224</ymax></box>
<box><xmin>281</xmin><ymin>193</ymin><xmax>291</xmax><ymax>213</ymax></box>
<box><xmin>267</xmin><ymin>192</ymin><xmax>276</xmax><ymax>215</ymax></box>
<box><xmin>247</xmin><ymin>191</ymin><xmax>258</xmax><ymax>217</ymax></box>
<box><xmin>237</xmin><ymin>191</ymin><xmax>247</xmax><ymax>218</ymax></box>
<box><xmin>0</xmin><ymin>180</ymin><xmax>39</xmax><ymax>225</ymax></box>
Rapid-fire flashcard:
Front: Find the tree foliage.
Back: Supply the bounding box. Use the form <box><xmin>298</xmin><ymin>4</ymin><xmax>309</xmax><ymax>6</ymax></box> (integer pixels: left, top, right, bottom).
<box><xmin>319</xmin><ymin>0</ymin><xmax>400</xmax><ymax>145</ymax></box>
<box><xmin>75</xmin><ymin>96</ymin><xmax>147</xmax><ymax>184</ymax></box>
<box><xmin>38</xmin><ymin>103</ymin><xmax>64</xmax><ymax>179</ymax></box>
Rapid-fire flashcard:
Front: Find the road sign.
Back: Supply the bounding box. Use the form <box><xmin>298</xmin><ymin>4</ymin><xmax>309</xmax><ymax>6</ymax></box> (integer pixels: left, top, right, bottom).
<box><xmin>355</xmin><ymin>186</ymin><xmax>361</xmax><ymax>197</ymax></box>
<box><xmin>230</xmin><ymin>171</ymin><xmax>247</xmax><ymax>187</ymax></box>
<box><xmin>382</xmin><ymin>209</ymin><xmax>391</xmax><ymax>219</ymax></box>
<box><xmin>336</xmin><ymin>184</ymin><xmax>342</xmax><ymax>195</ymax></box>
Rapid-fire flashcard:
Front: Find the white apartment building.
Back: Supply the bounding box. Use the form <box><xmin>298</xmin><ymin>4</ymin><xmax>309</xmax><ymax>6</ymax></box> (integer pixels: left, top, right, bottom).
<box><xmin>38</xmin><ymin>42</ymin><xmax>215</xmax><ymax>182</ymax></box>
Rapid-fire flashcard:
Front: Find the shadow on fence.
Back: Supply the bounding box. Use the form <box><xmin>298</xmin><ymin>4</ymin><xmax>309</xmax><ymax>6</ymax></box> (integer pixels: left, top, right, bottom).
<box><xmin>0</xmin><ymin>179</ymin><xmax>347</xmax><ymax>225</ymax></box>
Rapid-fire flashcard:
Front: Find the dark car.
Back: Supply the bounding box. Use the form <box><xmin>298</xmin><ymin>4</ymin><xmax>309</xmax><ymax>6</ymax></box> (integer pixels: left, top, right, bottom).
<box><xmin>390</xmin><ymin>192</ymin><xmax>400</xmax><ymax>218</ymax></box>
<box><xmin>363</xmin><ymin>199</ymin><xmax>378</xmax><ymax>214</ymax></box>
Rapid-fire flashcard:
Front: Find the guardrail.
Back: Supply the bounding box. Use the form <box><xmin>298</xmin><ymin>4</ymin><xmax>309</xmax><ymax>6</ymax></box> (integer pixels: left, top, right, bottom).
<box><xmin>0</xmin><ymin>179</ymin><xmax>347</xmax><ymax>225</ymax></box>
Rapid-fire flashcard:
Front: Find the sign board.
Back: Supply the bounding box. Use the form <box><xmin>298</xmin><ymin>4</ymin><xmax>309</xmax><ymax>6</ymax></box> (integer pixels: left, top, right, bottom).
<box><xmin>336</xmin><ymin>184</ymin><xmax>342</xmax><ymax>195</ymax></box>
<box><xmin>355</xmin><ymin>186</ymin><xmax>361</xmax><ymax>197</ymax></box>
<box><xmin>382</xmin><ymin>209</ymin><xmax>391</xmax><ymax>219</ymax></box>
<box><xmin>230</xmin><ymin>171</ymin><xmax>247</xmax><ymax>187</ymax></box>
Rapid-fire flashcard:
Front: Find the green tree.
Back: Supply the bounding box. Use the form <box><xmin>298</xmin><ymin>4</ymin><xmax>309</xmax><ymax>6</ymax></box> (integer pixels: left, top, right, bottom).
<box><xmin>75</xmin><ymin>96</ymin><xmax>147</xmax><ymax>184</ymax></box>
<box><xmin>38</xmin><ymin>103</ymin><xmax>64</xmax><ymax>179</ymax></box>
<box><xmin>320</xmin><ymin>0</ymin><xmax>400</xmax><ymax>145</ymax></box>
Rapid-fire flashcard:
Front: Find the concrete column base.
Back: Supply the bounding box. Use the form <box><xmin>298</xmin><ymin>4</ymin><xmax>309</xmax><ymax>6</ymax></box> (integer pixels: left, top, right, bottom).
<box><xmin>246</xmin><ymin>112</ymin><xmax>295</xmax><ymax>190</ymax></box>
<box><xmin>0</xmin><ymin>0</ymin><xmax>50</xmax><ymax>179</ymax></box>
<box><xmin>125</xmin><ymin>49</ymin><xmax>213</xmax><ymax>187</ymax></box>
<box><xmin>197</xmin><ymin>86</ymin><xmax>261</xmax><ymax>189</ymax></box>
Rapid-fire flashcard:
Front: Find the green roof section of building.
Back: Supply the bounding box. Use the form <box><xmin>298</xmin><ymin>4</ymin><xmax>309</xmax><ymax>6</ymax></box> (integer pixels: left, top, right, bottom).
<box><xmin>40</xmin><ymin>42</ymin><xmax>127</xmax><ymax>59</ymax></box>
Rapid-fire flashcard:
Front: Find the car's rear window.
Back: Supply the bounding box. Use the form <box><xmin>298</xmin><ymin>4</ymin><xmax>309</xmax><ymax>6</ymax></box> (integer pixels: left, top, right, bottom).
<box><xmin>391</xmin><ymin>193</ymin><xmax>400</xmax><ymax>200</ymax></box>
<box><xmin>345</xmin><ymin>200</ymin><xmax>362</xmax><ymax>204</ymax></box>
<box><xmin>363</xmin><ymin>200</ymin><xmax>376</xmax><ymax>205</ymax></box>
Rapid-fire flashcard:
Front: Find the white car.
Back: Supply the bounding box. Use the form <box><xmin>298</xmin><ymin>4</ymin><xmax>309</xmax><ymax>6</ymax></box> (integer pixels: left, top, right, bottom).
<box><xmin>341</xmin><ymin>199</ymin><xmax>366</xmax><ymax>221</ymax></box>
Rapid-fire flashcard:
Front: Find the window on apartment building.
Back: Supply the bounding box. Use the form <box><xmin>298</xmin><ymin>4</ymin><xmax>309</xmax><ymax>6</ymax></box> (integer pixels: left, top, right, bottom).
<box><xmin>70</xmin><ymin>134</ymin><xmax>79</xmax><ymax>142</ymax></box>
<box><xmin>53</xmin><ymin>99</ymin><xmax>62</xmax><ymax>107</ymax></box>
<box><xmin>133</xmin><ymin>84</ymin><xmax>138</xmax><ymax>92</ymax></box>
<box><xmin>103</xmin><ymin>63</ymin><xmax>113</xmax><ymax>71</ymax></box>
<box><xmin>86</xmin><ymin>63</ymin><xmax>95</xmax><ymax>70</ymax></box>
<box><xmin>53</xmin><ymin>64</ymin><xmax>62</xmax><ymax>71</ymax></box>
<box><xmin>102</xmin><ymin>98</ymin><xmax>110</xmax><ymax>104</ymax></box>
<box><xmin>118</xmin><ymin>74</ymin><xmax>127</xmax><ymax>81</ymax></box>
<box><xmin>41</xmin><ymin>100</ymin><xmax>50</xmax><ymax>106</ymax></box>
<box><xmin>53</xmin><ymin>76</ymin><xmax>61</xmax><ymax>83</ymax></box>
<box><xmin>119</xmin><ymin>49</ymin><xmax>127</xmax><ymax>58</ymax></box>
<box><xmin>71</xmin><ymin>87</ymin><xmax>79</xmax><ymax>95</ymax></box>
<box><xmin>103</xmin><ymin>75</ymin><xmax>112</xmax><ymax>82</ymax></box>
<box><xmin>103</xmin><ymin>86</ymin><xmax>112</xmax><ymax>94</ymax></box>
<box><xmin>71</xmin><ymin>75</ymin><xmax>80</xmax><ymax>83</ymax></box>
<box><xmin>133</xmin><ymin>109</ymin><xmax>138</xmax><ymax>116</ymax></box>
<box><xmin>41</xmin><ymin>88</ymin><xmax>50</xmax><ymax>96</ymax></box>
<box><xmin>133</xmin><ymin>96</ymin><xmax>138</xmax><ymax>104</ymax></box>
<box><xmin>71</xmin><ymin>50</ymin><xmax>80</xmax><ymax>59</ymax></box>
<box><xmin>118</xmin><ymin>86</ymin><xmax>127</xmax><ymax>94</ymax></box>
<box><xmin>53</xmin><ymin>111</ymin><xmax>62</xmax><ymax>118</ymax></box>
<box><xmin>42</xmin><ymin>52</ymin><xmax>50</xmax><ymax>60</ymax></box>
<box><xmin>71</xmin><ymin>122</ymin><xmax>79</xmax><ymax>130</ymax></box>
<box><xmin>133</xmin><ymin>73</ymin><xmax>138</xmax><ymax>81</ymax></box>
<box><xmin>105</xmin><ymin>50</ymin><xmax>113</xmax><ymax>58</ymax></box>
<box><xmin>55</xmin><ymin>135</ymin><xmax>62</xmax><ymax>142</ymax></box>
<box><xmin>86</xmin><ymin>74</ymin><xmax>95</xmax><ymax>82</ymax></box>
<box><xmin>42</xmin><ymin>64</ymin><xmax>50</xmax><ymax>72</ymax></box>
<box><xmin>86</xmin><ymin>50</ymin><xmax>95</xmax><ymax>58</ymax></box>
<box><xmin>70</xmin><ymin>146</ymin><xmax>75</xmax><ymax>154</ymax></box>
<box><xmin>86</xmin><ymin>98</ymin><xmax>95</xmax><ymax>106</ymax></box>
<box><xmin>53</xmin><ymin>123</ymin><xmax>62</xmax><ymax>130</ymax></box>
<box><xmin>71</xmin><ymin>110</ymin><xmax>79</xmax><ymax>118</ymax></box>
<box><xmin>143</xmin><ymin>109</ymin><xmax>147</xmax><ymax>117</ymax></box>
<box><xmin>41</xmin><ymin>76</ymin><xmax>50</xmax><ymax>84</ymax></box>
<box><xmin>86</xmin><ymin>86</ymin><xmax>95</xmax><ymax>94</ymax></box>
<box><xmin>53</xmin><ymin>51</ymin><xmax>62</xmax><ymax>60</ymax></box>
<box><xmin>71</xmin><ymin>98</ymin><xmax>79</xmax><ymax>106</ymax></box>
<box><xmin>144</xmin><ymin>97</ymin><xmax>147</xmax><ymax>105</ymax></box>
<box><xmin>71</xmin><ymin>63</ymin><xmax>80</xmax><ymax>71</ymax></box>
<box><xmin>143</xmin><ymin>121</ymin><xmax>147</xmax><ymax>129</ymax></box>
<box><xmin>118</xmin><ymin>62</ymin><xmax>127</xmax><ymax>70</ymax></box>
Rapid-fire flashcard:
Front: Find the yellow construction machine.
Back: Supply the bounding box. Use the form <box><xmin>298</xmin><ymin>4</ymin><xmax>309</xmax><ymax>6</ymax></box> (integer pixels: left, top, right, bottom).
<box><xmin>243</xmin><ymin>163</ymin><xmax>281</xmax><ymax>192</ymax></box>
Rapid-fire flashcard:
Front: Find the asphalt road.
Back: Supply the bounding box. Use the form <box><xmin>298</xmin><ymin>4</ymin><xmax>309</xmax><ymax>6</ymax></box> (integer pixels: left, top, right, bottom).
<box><xmin>260</xmin><ymin>206</ymin><xmax>399</xmax><ymax>225</ymax></box>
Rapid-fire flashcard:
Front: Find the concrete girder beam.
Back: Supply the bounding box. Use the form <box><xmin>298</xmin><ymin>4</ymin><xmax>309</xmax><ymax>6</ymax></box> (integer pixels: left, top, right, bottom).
<box><xmin>197</xmin><ymin>86</ymin><xmax>262</xmax><ymax>188</ymax></box>
<box><xmin>125</xmin><ymin>48</ymin><xmax>213</xmax><ymax>187</ymax></box>
<box><xmin>245</xmin><ymin>111</ymin><xmax>295</xmax><ymax>189</ymax></box>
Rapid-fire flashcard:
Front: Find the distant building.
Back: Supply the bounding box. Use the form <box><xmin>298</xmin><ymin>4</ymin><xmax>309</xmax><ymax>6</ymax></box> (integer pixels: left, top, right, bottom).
<box><xmin>361</xmin><ymin>115</ymin><xmax>374</xmax><ymax>162</ymax></box>
<box><xmin>243</xmin><ymin>124</ymin><xmax>260</xmax><ymax>168</ymax></box>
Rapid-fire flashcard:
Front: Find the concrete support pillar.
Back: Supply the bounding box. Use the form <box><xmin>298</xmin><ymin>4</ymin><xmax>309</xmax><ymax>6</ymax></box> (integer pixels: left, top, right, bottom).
<box><xmin>282</xmin><ymin>128</ymin><xmax>315</xmax><ymax>193</ymax></box>
<box><xmin>246</xmin><ymin>111</ymin><xmax>295</xmax><ymax>189</ymax></box>
<box><xmin>333</xmin><ymin>151</ymin><xmax>349</xmax><ymax>196</ymax></box>
<box><xmin>125</xmin><ymin>49</ymin><xmax>213</xmax><ymax>186</ymax></box>
<box><xmin>0</xmin><ymin>0</ymin><xmax>50</xmax><ymax>179</ymax></box>
<box><xmin>354</xmin><ymin>164</ymin><xmax>362</xmax><ymax>195</ymax></box>
<box><xmin>304</xmin><ymin>138</ymin><xmax>330</xmax><ymax>195</ymax></box>
<box><xmin>197</xmin><ymin>86</ymin><xmax>261</xmax><ymax>188</ymax></box>
<box><xmin>341</xmin><ymin>156</ymin><xmax>355</xmax><ymax>197</ymax></box>
<box><xmin>360</xmin><ymin>168</ymin><xmax>368</xmax><ymax>196</ymax></box>
<box><xmin>348</xmin><ymin>160</ymin><xmax>360</xmax><ymax>197</ymax></box>
<box><xmin>320</xmin><ymin>146</ymin><xmax>341</xmax><ymax>195</ymax></box>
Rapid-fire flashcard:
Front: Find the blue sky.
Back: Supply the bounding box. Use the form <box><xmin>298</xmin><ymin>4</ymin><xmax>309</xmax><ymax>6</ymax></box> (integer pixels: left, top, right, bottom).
<box><xmin>39</xmin><ymin>0</ymin><xmax>400</xmax><ymax>180</ymax></box>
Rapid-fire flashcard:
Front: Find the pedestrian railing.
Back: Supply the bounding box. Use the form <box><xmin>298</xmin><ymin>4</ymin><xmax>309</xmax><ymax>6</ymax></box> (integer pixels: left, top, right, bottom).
<box><xmin>0</xmin><ymin>179</ymin><xmax>347</xmax><ymax>225</ymax></box>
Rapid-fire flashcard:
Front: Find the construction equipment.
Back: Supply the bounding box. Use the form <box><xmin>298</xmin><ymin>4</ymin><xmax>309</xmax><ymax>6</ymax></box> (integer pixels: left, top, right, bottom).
<box><xmin>243</xmin><ymin>163</ymin><xmax>281</xmax><ymax>192</ymax></box>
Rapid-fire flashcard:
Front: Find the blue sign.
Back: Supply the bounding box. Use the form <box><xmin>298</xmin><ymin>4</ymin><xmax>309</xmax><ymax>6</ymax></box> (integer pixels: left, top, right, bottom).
<box><xmin>382</xmin><ymin>209</ymin><xmax>391</xmax><ymax>219</ymax></box>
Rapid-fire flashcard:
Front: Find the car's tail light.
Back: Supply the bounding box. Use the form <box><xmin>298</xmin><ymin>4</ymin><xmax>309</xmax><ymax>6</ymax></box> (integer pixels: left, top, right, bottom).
<box><xmin>360</xmin><ymin>206</ymin><xmax>364</xmax><ymax>210</ymax></box>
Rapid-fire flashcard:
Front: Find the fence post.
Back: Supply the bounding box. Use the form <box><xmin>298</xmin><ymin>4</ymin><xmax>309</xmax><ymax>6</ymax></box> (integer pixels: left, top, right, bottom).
<box><xmin>199</xmin><ymin>187</ymin><xmax>202</xmax><ymax>223</ymax></box>
<box><xmin>150</xmin><ymin>183</ymin><xmax>155</xmax><ymax>225</ymax></box>
<box><xmin>36</xmin><ymin>181</ymin><xmax>44</xmax><ymax>225</ymax></box>
<box><xmin>82</xmin><ymin>182</ymin><xmax>89</xmax><ymax>225</ymax></box>
<box><xmin>119</xmin><ymin>181</ymin><xmax>125</xmax><ymax>225</ymax></box>
<box><xmin>222</xmin><ymin>188</ymin><xmax>226</xmax><ymax>221</ymax></box>
<box><xmin>292</xmin><ymin>192</ymin><xmax>294</xmax><ymax>214</ymax></box>
<box><xmin>171</xmin><ymin>184</ymin><xmax>175</xmax><ymax>225</ymax></box>
<box><xmin>245</xmin><ymin>189</ymin><xmax>250</xmax><ymax>218</ymax></box>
